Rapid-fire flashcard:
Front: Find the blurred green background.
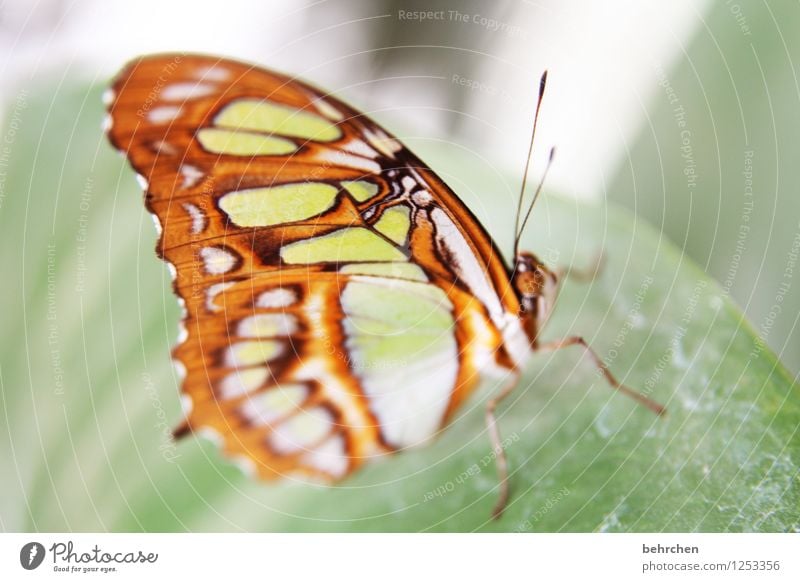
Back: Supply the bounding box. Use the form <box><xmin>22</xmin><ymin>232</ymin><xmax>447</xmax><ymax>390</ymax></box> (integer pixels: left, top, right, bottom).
<box><xmin>0</xmin><ymin>0</ymin><xmax>798</xmax><ymax>531</ymax></box>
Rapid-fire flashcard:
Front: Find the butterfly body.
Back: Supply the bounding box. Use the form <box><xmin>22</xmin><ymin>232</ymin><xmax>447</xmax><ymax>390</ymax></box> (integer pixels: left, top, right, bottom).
<box><xmin>107</xmin><ymin>54</ymin><xmax>652</xmax><ymax>501</ymax></box>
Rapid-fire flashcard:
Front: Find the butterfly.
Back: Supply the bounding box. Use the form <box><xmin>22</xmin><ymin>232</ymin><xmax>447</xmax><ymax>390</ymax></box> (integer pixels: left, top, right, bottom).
<box><xmin>106</xmin><ymin>54</ymin><xmax>663</xmax><ymax>518</ymax></box>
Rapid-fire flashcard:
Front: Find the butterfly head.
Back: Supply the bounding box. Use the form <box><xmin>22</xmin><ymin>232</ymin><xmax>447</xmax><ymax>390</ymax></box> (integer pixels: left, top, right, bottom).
<box><xmin>511</xmin><ymin>251</ymin><xmax>557</xmax><ymax>335</ymax></box>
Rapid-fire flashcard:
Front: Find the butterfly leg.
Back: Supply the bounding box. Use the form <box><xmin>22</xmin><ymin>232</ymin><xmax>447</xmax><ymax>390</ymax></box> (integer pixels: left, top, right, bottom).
<box><xmin>535</xmin><ymin>336</ymin><xmax>665</xmax><ymax>415</ymax></box>
<box><xmin>554</xmin><ymin>251</ymin><xmax>605</xmax><ymax>283</ymax></box>
<box><xmin>485</xmin><ymin>375</ymin><xmax>522</xmax><ymax>519</ymax></box>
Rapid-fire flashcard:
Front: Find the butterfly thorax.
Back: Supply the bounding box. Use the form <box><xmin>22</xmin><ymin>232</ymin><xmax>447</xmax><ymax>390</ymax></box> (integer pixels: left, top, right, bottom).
<box><xmin>511</xmin><ymin>251</ymin><xmax>558</xmax><ymax>344</ymax></box>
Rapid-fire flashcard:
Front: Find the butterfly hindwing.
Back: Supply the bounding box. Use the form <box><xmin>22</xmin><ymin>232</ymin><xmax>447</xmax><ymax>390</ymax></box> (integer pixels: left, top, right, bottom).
<box><xmin>107</xmin><ymin>54</ymin><xmax>527</xmax><ymax>480</ymax></box>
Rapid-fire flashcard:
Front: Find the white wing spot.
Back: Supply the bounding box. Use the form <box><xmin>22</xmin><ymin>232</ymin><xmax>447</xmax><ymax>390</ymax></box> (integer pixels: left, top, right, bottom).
<box><xmin>180</xmin><ymin>164</ymin><xmax>204</xmax><ymax>189</ymax></box>
<box><xmin>200</xmin><ymin>246</ymin><xmax>237</xmax><ymax>275</ymax></box>
<box><xmin>205</xmin><ymin>281</ymin><xmax>233</xmax><ymax>312</ymax></box>
<box><xmin>151</xmin><ymin>139</ymin><xmax>177</xmax><ymax>155</ymax></box>
<box><xmin>256</xmin><ymin>288</ymin><xmax>297</xmax><ymax>309</ymax></box>
<box><xmin>364</xmin><ymin>127</ymin><xmax>402</xmax><ymax>158</ymax></box>
<box><xmin>182</xmin><ymin>202</ymin><xmax>206</xmax><ymax>234</ymax></box>
<box><xmin>102</xmin><ymin>88</ymin><xmax>115</xmax><ymax>106</ymax></box>
<box><xmin>150</xmin><ymin>213</ymin><xmax>163</xmax><ymax>236</ymax></box>
<box><xmin>312</xmin><ymin>98</ymin><xmax>344</xmax><ymax>121</ymax></box>
<box><xmin>342</xmin><ymin>138</ymin><xmax>380</xmax><ymax>159</ymax></box>
<box><xmin>147</xmin><ymin>105</ymin><xmax>181</xmax><ymax>123</ymax></box>
<box><xmin>179</xmin><ymin>394</ymin><xmax>193</xmax><ymax>415</ymax></box>
<box><xmin>412</xmin><ymin>190</ymin><xmax>432</xmax><ymax>206</ymax></box>
<box><xmin>175</xmin><ymin>320</ymin><xmax>188</xmax><ymax>344</ymax></box>
<box><xmin>196</xmin><ymin>65</ymin><xmax>230</xmax><ymax>81</ymax></box>
<box><xmin>401</xmin><ymin>176</ymin><xmax>416</xmax><ymax>191</ymax></box>
<box><xmin>315</xmin><ymin>149</ymin><xmax>380</xmax><ymax>174</ymax></box>
<box><xmin>166</xmin><ymin>261</ymin><xmax>178</xmax><ymax>283</ymax></box>
<box><xmin>161</xmin><ymin>82</ymin><xmax>215</xmax><ymax>101</ymax></box>
<box><xmin>238</xmin><ymin>313</ymin><xmax>298</xmax><ymax>337</ymax></box>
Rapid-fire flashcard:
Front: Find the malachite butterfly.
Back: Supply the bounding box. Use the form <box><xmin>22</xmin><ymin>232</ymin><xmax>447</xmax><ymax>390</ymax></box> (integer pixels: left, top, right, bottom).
<box><xmin>106</xmin><ymin>54</ymin><xmax>663</xmax><ymax>518</ymax></box>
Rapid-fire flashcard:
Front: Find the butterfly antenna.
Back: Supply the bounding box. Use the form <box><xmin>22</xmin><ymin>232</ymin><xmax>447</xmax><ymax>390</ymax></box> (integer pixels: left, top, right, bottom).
<box><xmin>516</xmin><ymin>146</ymin><xmax>556</xmax><ymax>245</ymax></box>
<box><xmin>512</xmin><ymin>70</ymin><xmax>548</xmax><ymax>260</ymax></box>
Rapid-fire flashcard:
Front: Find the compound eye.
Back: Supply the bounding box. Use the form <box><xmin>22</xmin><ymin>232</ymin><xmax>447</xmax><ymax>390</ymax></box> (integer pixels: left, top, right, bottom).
<box><xmin>516</xmin><ymin>271</ymin><xmax>540</xmax><ymax>296</ymax></box>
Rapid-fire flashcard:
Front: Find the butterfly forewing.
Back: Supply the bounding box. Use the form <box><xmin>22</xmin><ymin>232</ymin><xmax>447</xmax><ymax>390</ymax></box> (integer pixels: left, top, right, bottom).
<box><xmin>107</xmin><ymin>54</ymin><xmax>527</xmax><ymax>481</ymax></box>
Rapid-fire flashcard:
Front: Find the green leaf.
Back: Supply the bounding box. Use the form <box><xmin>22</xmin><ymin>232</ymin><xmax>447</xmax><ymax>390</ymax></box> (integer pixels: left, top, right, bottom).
<box><xmin>609</xmin><ymin>0</ymin><xmax>800</xmax><ymax>375</ymax></box>
<box><xmin>0</xmin><ymin>82</ymin><xmax>797</xmax><ymax>532</ymax></box>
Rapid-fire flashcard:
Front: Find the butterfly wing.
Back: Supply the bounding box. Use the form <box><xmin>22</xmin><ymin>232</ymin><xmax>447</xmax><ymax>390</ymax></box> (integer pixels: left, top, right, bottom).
<box><xmin>106</xmin><ymin>54</ymin><xmax>530</xmax><ymax>480</ymax></box>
